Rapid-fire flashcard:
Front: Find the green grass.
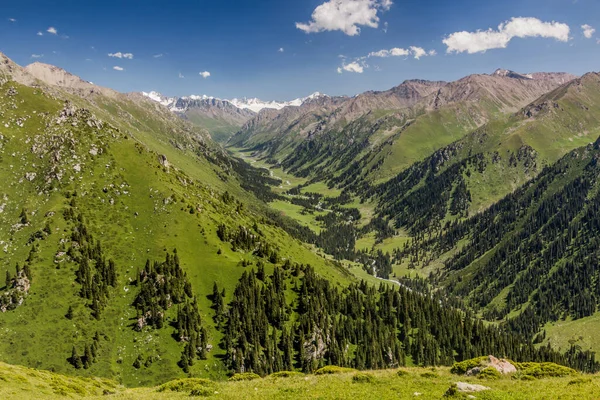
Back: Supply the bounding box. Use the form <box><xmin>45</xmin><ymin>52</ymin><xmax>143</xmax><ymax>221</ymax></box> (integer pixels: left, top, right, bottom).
<box><xmin>542</xmin><ymin>314</ymin><xmax>600</xmax><ymax>354</ymax></box>
<box><xmin>268</xmin><ymin>200</ymin><xmax>324</xmax><ymax>233</ymax></box>
<box><xmin>2</xmin><ymin>362</ymin><xmax>600</xmax><ymax>399</ymax></box>
<box><xmin>0</xmin><ymin>79</ymin><xmax>353</xmax><ymax>386</ymax></box>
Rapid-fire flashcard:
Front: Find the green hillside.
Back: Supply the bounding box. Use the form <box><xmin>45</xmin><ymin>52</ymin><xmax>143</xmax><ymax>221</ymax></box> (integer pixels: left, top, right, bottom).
<box><xmin>0</xmin><ymin>76</ymin><xmax>352</xmax><ymax>386</ymax></box>
<box><xmin>1</xmin><ymin>360</ymin><xmax>599</xmax><ymax>400</ymax></box>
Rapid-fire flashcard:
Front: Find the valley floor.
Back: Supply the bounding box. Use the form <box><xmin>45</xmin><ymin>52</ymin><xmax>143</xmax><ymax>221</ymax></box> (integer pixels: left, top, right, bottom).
<box><xmin>1</xmin><ymin>361</ymin><xmax>599</xmax><ymax>400</ymax></box>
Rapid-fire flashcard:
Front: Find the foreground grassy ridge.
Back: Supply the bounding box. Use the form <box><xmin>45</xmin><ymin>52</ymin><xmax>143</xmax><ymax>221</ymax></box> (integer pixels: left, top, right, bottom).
<box><xmin>1</xmin><ymin>362</ymin><xmax>599</xmax><ymax>399</ymax></box>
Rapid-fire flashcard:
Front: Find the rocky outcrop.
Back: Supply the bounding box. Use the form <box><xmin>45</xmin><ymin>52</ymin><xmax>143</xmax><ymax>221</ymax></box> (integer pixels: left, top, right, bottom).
<box><xmin>465</xmin><ymin>355</ymin><xmax>517</xmax><ymax>376</ymax></box>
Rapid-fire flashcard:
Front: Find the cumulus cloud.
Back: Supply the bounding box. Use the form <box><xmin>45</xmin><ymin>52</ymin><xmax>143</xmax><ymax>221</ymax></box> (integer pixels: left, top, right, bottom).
<box><xmin>338</xmin><ymin>61</ymin><xmax>364</xmax><ymax>73</ymax></box>
<box><xmin>199</xmin><ymin>71</ymin><xmax>211</xmax><ymax>78</ymax></box>
<box><xmin>153</xmin><ymin>53</ymin><xmax>163</xmax><ymax>58</ymax></box>
<box><xmin>47</xmin><ymin>26</ymin><xmax>57</xmax><ymax>35</ymax></box>
<box><xmin>296</xmin><ymin>0</ymin><xmax>393</xmax><ymax>36</ymax></box>
<box><xmin>443</xmin><ymin>17</ymin><xmax>570</xmax><ymax>54</ymax></box>
<box><xmin>339</xmin><ymin>44</ymin><xmax>434</xmax><ymax>73</ymax></box>
<box><xmin>278</xmin><ymin>47</ymin><xmax>284</xmax><ymax>52</ymax></box>
<box><xmin>582</xmin><ymin>24</ymin><xmax>595</xmax><ymax>39</ymax></box>
<box><xmin>178</xmin><ymin>72</ymin><xmax>185</xmax><ymax>79</ymax></box>
<box><xmin>368</xmin><ymin>47</ymin><xmax>409</xmax><ymax>57</ymax></box>
<box><xmin>113</xmin><ymin>66</ymin><xmax>124</xmax><ymax>71</ymax></box>
<box><xmin>409</xmin><ymin>46</ymin><xmax>427</xmax><ymax>59</ymax></box>
<box><xmin>8</xmin><ymin>18</ymin><xmax>16</xmax><ymax>22</ymax></box>
<box><xmin>37</xmin><ymin>31</ymin><xmax>43</xmax><ymax>36</ymax></box>
<box><xmin>367</xmin><ymin>46</ymin><xmax>434</xmax><ymax>59</ymax></box>
<box><xmin>108</xmin><ymin>52</ymin><xmax>134</xmax><ymax>59</ymax></box>
<box><xmin>30</xmin><ymin>54</ymin><xmax>43</xmax><ymax>58</ymax></box>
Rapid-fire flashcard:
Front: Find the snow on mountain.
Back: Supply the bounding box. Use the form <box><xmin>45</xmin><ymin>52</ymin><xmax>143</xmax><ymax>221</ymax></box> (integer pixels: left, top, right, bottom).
<box><xmin>142</xmin><ymin>91</ymin><xmax>176</xmax><ymax>107</ymax></box>
<box><xmin>142</xmin><ymin>91</ymin><xmax>328</xmax><ymax>113</ymax></box>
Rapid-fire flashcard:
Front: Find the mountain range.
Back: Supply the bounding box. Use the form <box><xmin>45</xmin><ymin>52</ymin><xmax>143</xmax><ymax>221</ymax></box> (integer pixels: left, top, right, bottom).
<box><xmin>3</xmin><ymin>49</ymin><xmax>600</xmax><ymax>390</ymax></box>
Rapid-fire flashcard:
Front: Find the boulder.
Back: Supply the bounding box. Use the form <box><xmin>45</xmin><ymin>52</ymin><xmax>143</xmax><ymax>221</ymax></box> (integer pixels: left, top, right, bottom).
<box><xmin>456</xmin><ymin>382</ymin><xmax>490</xmax><ymax>393</ymax></box>
<box><xmin>466</xmin><ymin>355</ymin><xmax>516</xmax><ymax>376</ymax></box>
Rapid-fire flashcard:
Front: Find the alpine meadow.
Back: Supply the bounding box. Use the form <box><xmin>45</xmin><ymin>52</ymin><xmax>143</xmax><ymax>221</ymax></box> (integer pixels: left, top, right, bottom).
<box><xmin>2</xmin><ymin>1</ymin><xmax>600</xmax><ymax>399</ymax></box>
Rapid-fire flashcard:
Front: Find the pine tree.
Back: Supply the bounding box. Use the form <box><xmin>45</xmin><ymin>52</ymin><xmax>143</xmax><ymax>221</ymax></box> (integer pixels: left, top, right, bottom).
<box><xmin>5</xmin><ymin>270</ymin><xmax>11</xmax><ymax>289</ymax></box>
<box><xmin>66</xmin><ymin>306</ymin><xmax>74</xmax><ymax>320</ymax></box>
<box><xmin>71</xmin><ymin>346</ymin><xmax>83</xmax><ymax>369</ymax></box>
<box><xmin>83</xmin><ymin>344</ymin><xmax>92</xmax><ymax>369</ymax></box>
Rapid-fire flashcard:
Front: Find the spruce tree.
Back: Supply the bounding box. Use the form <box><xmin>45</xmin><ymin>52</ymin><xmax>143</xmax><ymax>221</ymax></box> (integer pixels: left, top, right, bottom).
<box><xmin>71</xmin><ymin>346</ymin><xmax>83</xmax><ymax>369</ymax></box>
<box><xmin>5</xmin><ymin>270</ymin><xmax>11</xmax><ymax>289</ymax></box>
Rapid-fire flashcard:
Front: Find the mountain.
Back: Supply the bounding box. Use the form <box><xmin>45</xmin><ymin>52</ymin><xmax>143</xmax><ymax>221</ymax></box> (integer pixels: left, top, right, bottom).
<box><xmin>0</xmin><ymin>52</ymin><xmax>357</xmax><ymax>385</ymax></box>
<box><xmin>229</xmin><ymin>69</ymin><xmax>576</xmax><ymax>184</ymax></box>
<box><xmin>2</xmin><ymin>52</ymin><xmax>595</xmax><ymax>388</ymax></box>
<box><xmin>141</xmin><ymin>91</ymin><xmax>330</xmax><ymax>143</ymax></box>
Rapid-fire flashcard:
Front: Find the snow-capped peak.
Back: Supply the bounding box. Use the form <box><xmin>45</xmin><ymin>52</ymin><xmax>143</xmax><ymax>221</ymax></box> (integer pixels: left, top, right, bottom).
<box><xmin>142</xmin><ymin>91</ymin><xmax>328</xmax><ymax>113</ymax></box>
<box><xmin>142</xmin><ymin>91</ymin><xmax>176</xmax><ymax>107</ymax></box>
<box><xmin>491</xmin><ymin>69</ymin><xmax>532</xmax><ymax>80</ymax></box>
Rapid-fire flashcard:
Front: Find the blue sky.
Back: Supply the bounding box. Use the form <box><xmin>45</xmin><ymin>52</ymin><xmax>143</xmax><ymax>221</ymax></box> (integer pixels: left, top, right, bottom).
<box><xmin>1</xmin><ymin>0</ymin><xmax>599</xmax><ymax>100</ymax></box>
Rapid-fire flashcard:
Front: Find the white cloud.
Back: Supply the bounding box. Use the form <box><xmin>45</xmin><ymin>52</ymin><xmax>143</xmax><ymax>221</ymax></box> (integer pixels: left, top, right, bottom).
<box><xmin>296</xmin><ymin>0</ymin><xmax>393</xmax><ymax>36</ymax></box>
<box><xmin>178</xmin><ymin>72</ymin><xmax>185</xmax><ymax>79</ymax></box>
<box><xmin>199</xmin><ymin>71</ymin><xmax>211</xmax><ymax>78</ymax></box>
<box><xmin>36</xmin><ymin>31</ymin><xmax>43</xmax><ymax>36</ymax></box>
<box><xmin>30</xmin><ymin>54</ymin><xmax>43</xmax><ymax>59</ymax></box>
<box><xmin>340</xmin><ymin>44</ymin><xmax>434</xmax><ymax>73</ymax></box>
<box><xmin>443</xmin><ymin>17</ymin><xmax>570</xmax><ymax>54</ymax></box>
<box><xmin>409</xmin><ymin>46</ymin><xmax>427</xmax><ymax>59</ymax></box>
<box><xmin>47</xmin><ymin>26</ymin><xmax>57</xmax><ymax>35</ymax></box>
<box><xmin>367</xmin><ymin>46</ymin><xmax>434</xmax><ymax>59</ymax></box>
<box><xmin>8</xmin><ymin>18</ymin><xmax>16</xmax><ymax>22</ymax></box>
<box><xmin>153</xmin><ymin>53</ymin><xmax>163</xmax><ymax>58</ymax></box>
<box><xmin>382</xmin><ymin>21</ymin><xmax>388</xmax><ymax>33</ymax></box>
<box><xmin>582</xmin><ymin>24</ymin><xmax>595</xmax><ymax>39</ymax></box>
<box><xmin>339</xmin><ymin>61</ymin><xmax>364</xmax><ymax>73</ymax></box>
<box><xmin>108</xmin><ymin>52</ymin><xmax>134</xmax><ymax>59</ymax></box>
<box><xmin>113</xmin><ymin>66</ymin><xmax>124</xmax><ymax>71</ymax></box>
<box><xmin>278</xmin><ymin>47</ymin><xmax>284</xmax><ymax>52</ymax></box>
<box><xmin>368</xmin><ymin>47</ymin><xmax>409</xmax><ymax>57</ymax></box>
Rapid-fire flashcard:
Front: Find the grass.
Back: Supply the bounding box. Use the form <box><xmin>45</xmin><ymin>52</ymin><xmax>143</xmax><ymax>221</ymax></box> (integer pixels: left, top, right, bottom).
<box><xmin>1</xmin><ymin>361</ymin><xmax>600</xmax><ymax>399</ymax></box>
<box><xmin>542</xmin><ymin>314</ymin><xmax>600</xmax><ymax>354</ymax></box>
<box><xmin>0</xmin><ymin>79</ymin><xmax>353</xmax><ymax>386</ymax></box>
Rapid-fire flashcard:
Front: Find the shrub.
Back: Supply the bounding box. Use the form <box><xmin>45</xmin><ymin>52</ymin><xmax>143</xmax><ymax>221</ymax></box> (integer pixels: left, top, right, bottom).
<box><xmin>396</xmin><ymin>369</ymin><xmax>409</xmax><ymax>377</ymax></box>
<box><xmin>420</xmin><ymin>372</ymin><xmax>438</xmax><ymax>379</ymax></box>
<box><xmin>314</xmin><ymin>366</ymin><xmax>356</xmax><ymax>375</ymax></box>
<box><xmin>269</xmin><ymin>371</ymin><xmax>305</xmax><ymax>379</ymax></box>
<box><xmin>443</xmin><ymin>384</ymin><xmax>459</xmax><ymax>397</ymax></box>
<box><xmin>190</xmin><ymin>385</ymin><xmax>213</xmax><ymax>397</ymax></box>
<box><xmin>450</xmin><ymin>356</ymin><xmax>488</xmax><ymax>375</ymax></box>
<box><xmin>478</xmin><ymin>367</ymin><xmax>502</xmax><ymax>380</ymax></box>
<box><xmin>158</xmin><ymin>378</ymin><xmax>214</xmax><ymax>392</ymax></box>
<box><xmin>229</xmin><ymin>372</ymin><xmax>261</xmax><ymax>381</ymax></box>
<box><xmin>515</xmin><ymin>362</ymin><xmax>576</xmax><ymax>378</ymax></box>
<box><xmin>568</xmin><ymin>377</ymin><xmax>592</xmax><ymax>386</ymax></box>
<box><xmin>352</xmin><ymin>373</ymin><xmax>375</xmax><ymax>384</ymax></box>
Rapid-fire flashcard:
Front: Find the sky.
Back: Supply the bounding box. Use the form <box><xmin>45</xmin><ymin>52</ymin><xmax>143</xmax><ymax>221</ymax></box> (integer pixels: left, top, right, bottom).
<box><xmin>1</xmin><ymin>0</ymin><xmax>599</xmax><ymax>100</ymax></box>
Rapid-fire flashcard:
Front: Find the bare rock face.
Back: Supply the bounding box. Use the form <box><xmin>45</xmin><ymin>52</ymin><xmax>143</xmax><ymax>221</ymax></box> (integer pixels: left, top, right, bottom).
<box><xmin>466</xmin><ymin>355</ymin><xmax>517</xmax><ymax>376</ymax></box>
<box><xmin>487</xmin><ymin>355</ymin><xmax>517</xmax><ymax>374</ymax></box>
<box><xmin>158</xmin><ymin>154</ymin><xmax>169</xmax><ymax>168</ymax></box>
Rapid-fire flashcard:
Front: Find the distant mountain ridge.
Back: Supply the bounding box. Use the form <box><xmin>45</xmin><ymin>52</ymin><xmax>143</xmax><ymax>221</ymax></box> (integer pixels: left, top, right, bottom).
<box><xmin>227</xmin><ymin>68</ymin><xmax>577</xmax><ymax>185</ymax></box>
<box><xmin>141</xmin><ymin>90</ymin><xmax>331</xmax><ymax>113</ymax></box>
<box><xmin>141</xmin><ymin>90</ymin><xmax>332</xmax><ymax>142</ymax></box>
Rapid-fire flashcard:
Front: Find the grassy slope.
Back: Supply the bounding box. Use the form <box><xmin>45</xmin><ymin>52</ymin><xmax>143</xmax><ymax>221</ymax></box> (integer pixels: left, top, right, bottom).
<box><xmin>1</xmin><ymin>362</ymin><xmax>600</xmax><ymax>400</ymax></box>
<box><xmin>185</xmin><ymin>112</ymin><xmax>242</xmax><ymax>144</ymax></box>
<box><xmin>0</xmin><ymin>80</ymin><xmax>351</xmax><ymax>386</ymax></box>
